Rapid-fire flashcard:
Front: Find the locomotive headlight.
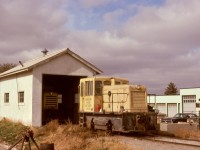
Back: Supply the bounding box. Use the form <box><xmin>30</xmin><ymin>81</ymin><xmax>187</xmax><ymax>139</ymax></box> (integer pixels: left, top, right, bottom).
<box><xmin>108</xmin><ymin>91</ymin><xmax>111</xmax><ymax>96</ymax></box>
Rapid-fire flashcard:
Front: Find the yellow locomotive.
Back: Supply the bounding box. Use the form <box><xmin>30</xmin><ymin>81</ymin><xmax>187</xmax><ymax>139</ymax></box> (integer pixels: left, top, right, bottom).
<box><xmin>79</xmin><ymin>76</ymin><xmax>157</xmax><ymax>132</ymax></box>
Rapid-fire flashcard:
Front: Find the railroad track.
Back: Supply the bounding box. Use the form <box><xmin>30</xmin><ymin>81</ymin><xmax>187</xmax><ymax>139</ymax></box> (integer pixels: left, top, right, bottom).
<box><xmin>138</xmin><ymin>135</ymin><xmax>200</xmax><ymax>148</ymax></box>
<box><xmin>111</xmin><ymin>131</ymin><xmax>200</xmax><ymax>149</ymax></box>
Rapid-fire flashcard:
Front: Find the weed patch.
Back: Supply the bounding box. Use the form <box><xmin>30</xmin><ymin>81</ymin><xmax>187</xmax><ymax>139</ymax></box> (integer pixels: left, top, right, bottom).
<box><xmin>0</xmin><ymin>119</ymin><xmax>132</xmax><ymax>150</ymax></box>
<box><xmin>0</xmin><ymin>118</ymin><xmax>28</xmax><ymax>144</ymax></box>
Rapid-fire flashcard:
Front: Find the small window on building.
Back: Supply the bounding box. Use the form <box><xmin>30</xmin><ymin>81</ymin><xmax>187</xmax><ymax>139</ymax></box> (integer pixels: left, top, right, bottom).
<box><xmin>183</xmin><ymin>95</ymin><xmax>196</xmax><ymax>103</ymax></box>
<box><xmin>196</xmin><ymin>103</ymin><xmax>200</xmax><ymax>108</ymax></box>
<box><xmin>18</xmin><ymin>92</ymin><xmax>24</xmax><ymax>103</ymax></box>
<box><xmin>4</xmin><ymin>93</ymin><xmax>9</xmax><ymax>103</ymax></box>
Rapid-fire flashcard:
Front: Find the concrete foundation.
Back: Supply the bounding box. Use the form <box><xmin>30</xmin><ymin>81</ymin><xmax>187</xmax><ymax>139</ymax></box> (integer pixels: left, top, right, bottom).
<box><xmin>160</xmin><ymin>122</ymin><xmax>199</xmax><ymax>134</ymax></box>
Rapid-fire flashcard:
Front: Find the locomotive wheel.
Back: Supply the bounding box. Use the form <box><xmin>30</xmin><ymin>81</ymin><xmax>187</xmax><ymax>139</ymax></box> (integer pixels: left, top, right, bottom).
<box><xmin>106</xmin><ymin>120</ymin><xmax>113</xmax><ymax>135</ymax></box>
<box><xmin>90</xmin><ymin>118</ymin><xmax>95</xmax><ymax>131</ymax></box>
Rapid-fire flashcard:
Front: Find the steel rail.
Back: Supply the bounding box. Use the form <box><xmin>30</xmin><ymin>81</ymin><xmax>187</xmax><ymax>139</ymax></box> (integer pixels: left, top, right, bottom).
<box><xmin>135</xmin><ymin>135</ymin><xmax>200</xmax><ymax>148</ymax></box>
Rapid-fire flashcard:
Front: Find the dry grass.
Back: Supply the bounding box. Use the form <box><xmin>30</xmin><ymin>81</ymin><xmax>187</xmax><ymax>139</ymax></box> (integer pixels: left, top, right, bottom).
<box><xmin>1</xmin><ymin>119</ymin><xmax>131</xmax><ymax>150</ymax></box>
<box><xmin>1</xmin><ymin>119</ymin><xmax>200</xmax><ymax>149</ymax></box>
<box><xmin>31</xmin><ymin>120</ymin><xmax>132</xmax><ymax>150</ymax></box>
<box><xmin>174</xmin><ymin>128</ymin><xmax>200</xmax><ymax>140</ymax></box>
<box><xmin>32</xmin><ymin>120</ymin><xmax>87</xmax><ymax>150</ymax></box>
<box><xmin>85</xmin><ymin>137</ymin><xmax>132</xmax><ymax>150</ymax></box>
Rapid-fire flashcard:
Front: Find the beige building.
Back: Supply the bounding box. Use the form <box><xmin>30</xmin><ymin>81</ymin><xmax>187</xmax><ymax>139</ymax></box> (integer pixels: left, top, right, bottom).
<box><xmin>0</xmin><ymin>48</ymin><xmax>102</xmax><ymax>126</ymax></box>
<box><xmin>148</xmin><ymin>88</ymin><xmax>200</xmax><ymax>117</ymax></box>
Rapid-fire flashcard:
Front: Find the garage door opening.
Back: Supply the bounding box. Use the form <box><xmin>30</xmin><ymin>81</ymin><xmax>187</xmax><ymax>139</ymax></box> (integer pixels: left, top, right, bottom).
<box><xmin>42</xmin><ymin>74</ymin><xmax>86</xmax><ymax>125</ymax></box>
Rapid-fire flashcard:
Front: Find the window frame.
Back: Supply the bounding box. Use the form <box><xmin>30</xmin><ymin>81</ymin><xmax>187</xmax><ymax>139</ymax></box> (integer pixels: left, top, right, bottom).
<box><xmin>4</xmin><ymin>93</ymin><xmax>9</xmax><ymax>103</ymax></box>
<box><xmin>183</xmin><ymin>95</ymin><xmax>196</xmax><ymax>103</ymax></box>
<box><xmin>85</xmin><ymin>81</ymin><xmax>93</xmax><ymax>96</ymax></box>
<box><xmin>95</xmin><ymin>81</ymin><xmax>102</xmax><ymax>96</ymax></box>
<box><xmin>18</xmin><ymin>91</ymin><xmax>24</xmax><ymax>103</ymax></box>
<box><xmin>80</xmin><ymin>82</ymin><xmax>84</xmax><ymax>97</ymax></box>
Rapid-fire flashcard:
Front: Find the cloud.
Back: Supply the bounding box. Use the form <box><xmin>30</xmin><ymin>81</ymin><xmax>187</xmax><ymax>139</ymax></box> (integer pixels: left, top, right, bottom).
<box><xmin>0</xmin><ymin>0</ymin><xmax>68</xmax><ymax>62</ymax></box>
<box><xmin>80</xmin><ymin>0</ymin><xmax>117</xmax><ymax>8</ymax></box>
<box><xmin>1</xmin><ymin>0</ymin><xmax>200</xmax><ymax>94</ymax></box>
<box><xmin>63</xmin><ymin>0</ymin><xmax>200</xmax><ymax>94</ymax></box>
<box><xmin>121</xmin><ymin>0</ymin><xmax>200</xmax><ymax>48</ymax></box>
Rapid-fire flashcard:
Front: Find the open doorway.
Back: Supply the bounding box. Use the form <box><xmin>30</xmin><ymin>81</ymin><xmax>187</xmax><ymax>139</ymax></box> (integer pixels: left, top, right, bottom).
<box><xmin>42</xmin><ymin>74</ymin><xmax>86</xmax><ymax>125</ymax></box>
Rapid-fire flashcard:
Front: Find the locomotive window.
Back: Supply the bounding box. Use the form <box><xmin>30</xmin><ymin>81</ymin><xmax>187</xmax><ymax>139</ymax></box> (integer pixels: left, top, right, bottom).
<box><xmin>85</xmin><ymin>81</ymin><xmax>93</xmax><ymax>96</ymax></box>
<box><xmin>104</xmin><ymin>80</ymin><xmax>111</xmax><ymax>85</ymax></box>
<box><xmin>115</xmin><ymin>81</ymin><xmax>120</xmax><ymax>85</ymax></box>
<box><xmin>122</xmin><ymin>81</ymin><xmax>128</xmax><ymax>84</ymax></box>
<box><xmin>80</xmin><ymin>82</ymin><xmax>84</xmax><ymax>96</ymax></box>
<box><xmin>95</xmin><ymin>81</ymin><xmax>102</xmax><ymax>96</ymax></box>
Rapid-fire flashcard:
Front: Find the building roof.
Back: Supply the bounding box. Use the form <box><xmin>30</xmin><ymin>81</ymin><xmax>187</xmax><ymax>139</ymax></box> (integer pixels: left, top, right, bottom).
<box><xmin>0</xmin><ymin>48</ymin><xmax>103</xmax><ymax>78</ymax></box>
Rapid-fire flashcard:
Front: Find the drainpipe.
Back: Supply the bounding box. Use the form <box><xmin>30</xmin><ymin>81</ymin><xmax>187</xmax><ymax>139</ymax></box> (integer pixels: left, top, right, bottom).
<box><xmin>182</xmin><ymin>95</ymin><xmax>183</xmax><ymax>113</ymax></box>
<box><xmin>199</xmin><ymin>111</ymin><xmax>200</xmax><ymax>130</ymax></box>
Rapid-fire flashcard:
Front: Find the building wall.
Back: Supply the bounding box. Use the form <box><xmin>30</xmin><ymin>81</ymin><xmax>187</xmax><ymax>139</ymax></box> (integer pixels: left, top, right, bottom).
<box><xmin>0</xmin><ymin>71</ymin><xmax>33</xmax><ymax>125</ymax></box>
<box><xmin>147</xmin><ymin>95</ymin><xmax>181</xmax><ymax>116</ymax></box>
<box><xmin>180</xmin><ymin>88</ymin><xmax>200</xmax><ymax>115</ymax></box>
<box><xmin>148</xmin><ymin>88</ymin><xmax>200</xmax><ymax>116</ymax></box>
<box><xmin>32</xmin><ymin>54</ymin><xmax>95</xmax><ymax>126</ymax></box>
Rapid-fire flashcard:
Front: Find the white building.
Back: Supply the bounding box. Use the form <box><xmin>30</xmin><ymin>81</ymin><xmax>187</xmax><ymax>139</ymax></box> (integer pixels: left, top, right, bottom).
<box><xmin>0</xmin><ymin>48</ymin><xmax>102</xmax><ymax>127</ymax></box>
<box><xmin>148</xmin><ymin>88</ymin><xmax>200</xmax><ymax>117</ymax></box>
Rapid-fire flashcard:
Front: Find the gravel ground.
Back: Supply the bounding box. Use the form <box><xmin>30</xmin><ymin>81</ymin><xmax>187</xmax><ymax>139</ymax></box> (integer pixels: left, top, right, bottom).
<box><xmin>0</xmin><ymin>145</ymin><xmax>7</xmax><ymax>150</ymax></box>
<box><xmin>1</xmin><ymin>136</ymin><xmax>199</xmax><ymax>150</ymax></box>
<box><xmin>116</xmin><ymin>136</ymin><xmax>200</xmax><ymax>150</ymax></box>
<box><xmin>0</xmin><ymin>143</ymin><xmax>17</xmax><ymax>150</ymax></box>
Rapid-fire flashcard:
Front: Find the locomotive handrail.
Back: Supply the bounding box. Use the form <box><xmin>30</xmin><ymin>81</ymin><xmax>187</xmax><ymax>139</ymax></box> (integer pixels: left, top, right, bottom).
<box><xmin>103</xmin><ymin>92</ymin><xmax>129</xmax><ymax>113</ymax></box>
<box><xmin>102</xmin><ymin>92</ymin><xmax>129</xmax><ymax>103</ymax></box>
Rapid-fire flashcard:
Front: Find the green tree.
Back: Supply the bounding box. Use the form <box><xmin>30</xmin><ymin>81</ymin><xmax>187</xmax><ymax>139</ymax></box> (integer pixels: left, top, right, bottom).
<box><xmin>0</xmin><ymin>63</ymin><xmax>16</xmax><ymax>73</ymax></box>
<box><xmin>164</xmin><ymin>82</ymin><xmax>178</xmax><ymax>95</ymax></box>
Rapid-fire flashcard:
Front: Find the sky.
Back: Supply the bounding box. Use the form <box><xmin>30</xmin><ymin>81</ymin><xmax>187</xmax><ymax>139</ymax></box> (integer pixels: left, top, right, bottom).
<box><xmin>1</xmin><ymin>0</ymin><xmax>200</xmax><ymax>95</ymax></box>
